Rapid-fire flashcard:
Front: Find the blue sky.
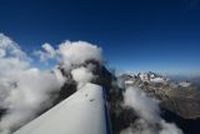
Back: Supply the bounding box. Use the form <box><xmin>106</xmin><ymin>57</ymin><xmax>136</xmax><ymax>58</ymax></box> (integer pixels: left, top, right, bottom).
<box><xmin>0</xmin><ymin>0</ymin><xmax>200</xmax><ymax>75</ymax></box>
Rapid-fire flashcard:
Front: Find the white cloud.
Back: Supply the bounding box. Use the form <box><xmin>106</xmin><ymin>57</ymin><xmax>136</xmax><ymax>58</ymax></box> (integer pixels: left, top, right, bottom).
<box><xmin>0</xmin><ymin>34</ymin><xmax>65</xmax><ymax>134</ymax></box>
<box><xmin>71</xmin><ymin>66</ymin><xmax>95</xmax><ymax>89</ymax></box>
<box><xmin>0</xmin><ymin>48</ymin><xmax>6</xmax><ymax>57</ymax></box>
<box><xmin>34</xmin><ymin>43</ymin><xmax>56</xmax><ymax>62</ymax></box>
<box><xmin>0</xmin><ymin>68</ymin><xmax>65</xmax><ymax>130</ymax></box>
<box><xmin>122</xmin><ymin>87</ymin><xmax>183</xmax><ymax>134</ymax></box>
<box><xmin>123</xmin><ymin>87</ymin><xmax>160</xmax><ymax>123</ymax></box>
<box><xmin>160</xmin><ymin>120</ymin><xmax>183</xmax><ymax>134</ymax></box>
<box><xmin>34</xmin><ymin>40</ymin><xmax>103</xmax><ymax>72</ymax></box>
<box><xmin>0</xmin><ymin>33</ymin><xmax>29</xmax><ymax>61</ymax></box>
<box><xmin>42</xmin><ymin>43</ymin><xmax>56</xmax><ymax>57</ymax></box>
<box><xmin>120</xmin><ymin>119</ymin><xmax>157</xmax><ymax>134</ymax></box>
<box><xmin>58</xmin><ymin>41</ymin><xmax>103</xmax><ymax>67</ymax></box>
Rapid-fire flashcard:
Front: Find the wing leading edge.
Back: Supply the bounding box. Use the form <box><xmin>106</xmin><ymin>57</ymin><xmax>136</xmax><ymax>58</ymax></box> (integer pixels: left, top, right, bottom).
<box><xmin>14</xmin><ymin>83</ymin><xmax>111</xmax><ymax>134</ymax></box>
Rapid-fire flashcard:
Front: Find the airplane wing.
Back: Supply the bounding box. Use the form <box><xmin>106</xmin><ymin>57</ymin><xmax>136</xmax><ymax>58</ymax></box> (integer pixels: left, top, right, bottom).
<box><xmin>13</xmin><ymin>83</ymin><xmax>112</xmax><ymax>134</ymax></box>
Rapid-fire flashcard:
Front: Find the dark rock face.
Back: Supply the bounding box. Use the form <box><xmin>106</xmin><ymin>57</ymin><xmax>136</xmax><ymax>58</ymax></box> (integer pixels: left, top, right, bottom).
<box><xmin>143</xmin><ymin>82</ymin><xmax>200</xmax><ymax>120</ymax></box>
<box><xmin>111</xmin><ymin>106</ymin><xmax>138</xmax><ymax>134</ymax></box>
<box><xmin>0</xmin><ymin>109</ymin><xmax>6</xmax><ymax>120</ymax></box>
<box><xmin>53</xmin><ymin>81</ymin><xmax>77</xmax><ymax>104</ymax></box>
<box><xmin>161</xmin><ymin>108</ymin><xmax>200</xmax><ymax>134</ymax></box>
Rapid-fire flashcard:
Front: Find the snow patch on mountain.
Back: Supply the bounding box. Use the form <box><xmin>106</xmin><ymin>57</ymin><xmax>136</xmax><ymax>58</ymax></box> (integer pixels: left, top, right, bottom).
<box><xmin>179</xmin><ymin>81</ymin><xmax>191</xmax><ymax>87</ymax></box>
<box><xmin>138</xmin><ymin>72</ymin><xmax>167</xmax><ymax>84</ymax></box>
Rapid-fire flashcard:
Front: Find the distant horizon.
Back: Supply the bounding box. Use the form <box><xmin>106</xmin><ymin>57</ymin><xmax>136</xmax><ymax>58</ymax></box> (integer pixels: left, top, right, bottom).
<box><xmin>1</xmin><ymin>32</ymin><xmax>200</xmax><ymax>76</ymax></box>
<box><xmin>114</xmin><ymin>68</ymin><xmax>200</xmax><ymax>77</ymax></box>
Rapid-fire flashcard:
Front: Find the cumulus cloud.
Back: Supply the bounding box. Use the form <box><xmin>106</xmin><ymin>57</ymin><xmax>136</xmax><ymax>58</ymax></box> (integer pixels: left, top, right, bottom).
<box><xmin>35</xmin><ymin>40</ymin><xmax>103</xmax><ymax>69</ymax></box>
<box><xmin>160</xmin><ymin>120</ymin><xmax>183</xmax><ymax>134</ymax></box>
<box><xmin>0</xmin><ymin>48</ymin><xmax>6</xmax><ymax>57</ymax></box>
<box><xmin>122</xmin><ymin>87</ymin><xmax>183</xmax><ymax>134</ymax></box>
<box><xmin>0</xmin><ymin>34</ymin><xmax>65</xmax><ymax>134</ymax></box>
<box><xmin>42</xmin><ymin>43</ymin><xmax>56</xmax><ymax>56</ymax></box>
<box><xmin>58</xmin><ymin>41</ymin><xmax>103</xmax><ymax>66</ymax></box>
<box><xmin>123</xmin><ymin>87</ymin><xmax>160</xmax><ymax>123</ymax></box>
<box><xmin>120</xmin><ymin>119</ymin><xmax>157</xmax><ymax>134</ymax></box>
<box><xmin>0</xmin><ymin>34</ymin><xmax>29</xmax><ymax>61</ymax></box>
<box><xmin>0</xmin><ymin>69</ymin><xmax>65</xmax><ymax>133</ymax></box>
<box><xmin>34</xmin><ymin>43</ymin><xmax>56</xmax><ymax>62</ymax></box>
<box><xmin>71</xmin><ymin>66</ymin><xmax>95</xmax><ymax>89</ymax></box>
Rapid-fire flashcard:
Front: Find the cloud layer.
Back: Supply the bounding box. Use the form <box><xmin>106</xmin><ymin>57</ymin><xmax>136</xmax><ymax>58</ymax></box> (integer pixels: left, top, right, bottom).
<box><xmin>35</xmin><ymin>40</ymin><xmax>103</xmax><ymax>69</ymax></box>
<box><xmin>122</xmin><ymin>87</ymin><xmax>183</xmax><ymax>134</ymax></box>
<box><xmin>0</xmin><ymin>34</ymin><xmax>65</xmax><ymax>134</ymax></box>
